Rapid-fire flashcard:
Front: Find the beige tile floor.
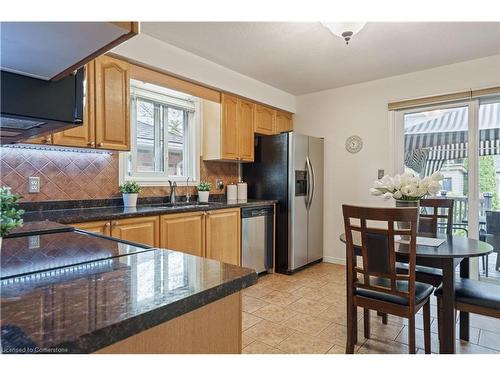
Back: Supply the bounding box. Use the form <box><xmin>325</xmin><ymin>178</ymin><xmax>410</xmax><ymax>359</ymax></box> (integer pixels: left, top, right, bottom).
<box><xmin>241</xmin><ymin>262</ymin><xmax>500</xmax><ymax>354</ymax></box>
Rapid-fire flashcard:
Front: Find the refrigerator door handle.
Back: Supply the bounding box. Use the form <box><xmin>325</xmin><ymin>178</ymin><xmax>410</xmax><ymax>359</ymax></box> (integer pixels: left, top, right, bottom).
<box><xmin>306</xmin><ymin>156</ymin><xmax>315</xmax><ymax>210</ymax></box>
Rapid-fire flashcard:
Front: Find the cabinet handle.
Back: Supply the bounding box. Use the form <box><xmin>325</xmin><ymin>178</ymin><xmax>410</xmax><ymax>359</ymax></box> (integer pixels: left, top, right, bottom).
<box><xmin>88</xmin><ymin>141</ymin><xmax>95</xmax><ymax>147</ymax></box>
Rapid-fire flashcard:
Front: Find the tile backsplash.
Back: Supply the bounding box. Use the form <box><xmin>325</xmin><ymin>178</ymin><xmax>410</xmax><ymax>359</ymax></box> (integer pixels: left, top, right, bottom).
<box><xmin>0</xmin><ymin>147</ymin><xmax>239</xmax><ymax>202</ymax></box>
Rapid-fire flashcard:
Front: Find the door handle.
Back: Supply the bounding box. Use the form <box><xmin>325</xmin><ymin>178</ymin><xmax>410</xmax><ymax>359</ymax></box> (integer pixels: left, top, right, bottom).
<box><xmin>306</xmin><ymin>156</ymin><xmax>315</xmax><ymax>210</ymax></box>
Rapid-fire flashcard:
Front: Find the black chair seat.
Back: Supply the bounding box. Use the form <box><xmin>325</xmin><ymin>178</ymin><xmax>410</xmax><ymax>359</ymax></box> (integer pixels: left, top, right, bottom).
<box><xmin>435</xmin><ymin>278</ymin><xmax>500</xmax><ymax>310</ymax></box>
<box><xmin>396</xmin><ymin>262</ymin><xmax>443</xmax><ymax>278</ymax></box>
<box><xmin>356</xmin><ymin>277</ymin><xmax>434</xmax><ymax>306</ymax></box>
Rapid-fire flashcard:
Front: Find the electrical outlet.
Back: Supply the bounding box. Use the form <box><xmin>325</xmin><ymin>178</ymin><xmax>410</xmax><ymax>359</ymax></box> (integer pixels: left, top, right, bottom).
<box><xmin>378</xmin><ymin>169</ymin><xmax>385</xmax><ymax>179</ymax></box>
<box><xmin>28</xmin><ymin>176</ymin><xmax>40</xmax><ymax>193</ymax></box>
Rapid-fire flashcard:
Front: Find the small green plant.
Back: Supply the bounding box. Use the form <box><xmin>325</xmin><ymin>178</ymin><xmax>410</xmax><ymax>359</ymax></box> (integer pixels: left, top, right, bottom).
<box><xmin>119</xmin><ymin>181</ymin><xmax>141</xmax><ymax>194</ymax></box>
<box><xmin>1</xmin><ymin>186</ymin><xmax>25</xmax><ymax>237</ymax></box>
<box><xmin>197</xmin><ymin>181</ymin><xmax>212</xmax><ymax>192</ymax></box>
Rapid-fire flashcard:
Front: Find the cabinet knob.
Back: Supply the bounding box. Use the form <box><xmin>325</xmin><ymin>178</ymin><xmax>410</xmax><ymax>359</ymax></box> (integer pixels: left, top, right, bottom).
<box><xmin>97</xmin><ymin>142</ymin><xmax>104</xmax><ymax>147</ymax></box>
<box><xmin>105</xmin><ymin>222</ymin><xmax>111</xmax><ymax>227</ymax></box>
<box><xmin>88</xmin><ymin>141</ymin><xmax>95</xmax><ymax>147</ymax></box>
<box><xmin>42</xmin><ymin>136</ymin><xmax>50</xmax><ymax>143</ymax></box>
<box><xmin>111</xmin><ymin>221</ymin><xmax>118</xmax><ymax>227</ymax></box>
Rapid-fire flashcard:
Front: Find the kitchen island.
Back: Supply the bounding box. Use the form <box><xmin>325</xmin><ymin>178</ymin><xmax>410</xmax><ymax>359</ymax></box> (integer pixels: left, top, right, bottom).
<box><xmin>0</xmin><ymin>226</ymin><xmax>257</xmax><ymax>354</ymax></box>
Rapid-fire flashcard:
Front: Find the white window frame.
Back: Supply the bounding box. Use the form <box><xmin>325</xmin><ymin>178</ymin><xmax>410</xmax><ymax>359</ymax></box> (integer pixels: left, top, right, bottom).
<box><xmin>119</xmin><ymin>81</ymin><xmax>200</xmax><ymax>187</ymax></box>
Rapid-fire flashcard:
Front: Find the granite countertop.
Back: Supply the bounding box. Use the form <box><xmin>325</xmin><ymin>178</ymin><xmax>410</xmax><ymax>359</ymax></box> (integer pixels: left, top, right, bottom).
<box><xmin>0</xmin><ymin>230</ymin><xmax>257</xmax><ymax>353</ymax></box>
<box><xmin>22</xmin><ymin>199</ymin><xmax>277</xmax><ymax>224</ymax></box>
<box><xmin>6</xmin><ymin>221</ymin><xmax>73</xmax><ymax>237</ymax></box>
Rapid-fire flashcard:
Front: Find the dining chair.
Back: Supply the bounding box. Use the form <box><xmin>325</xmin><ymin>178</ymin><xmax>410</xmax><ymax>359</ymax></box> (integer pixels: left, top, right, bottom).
<box><xmin>484</xmin><ymin>210</ymin><xmax>500</xmax><ymax>274</ymax></box>
<box><xmin>342</xmin><ymin>204</ymin><xmax>434</xmax><ymax>354</ymax></box>
<box><xmin>435</xmin><ymin>278</ymin><xmax>500</xmax><ymax>340</ymax></box>
<box><xmin>396</xmin><ymin>198</ymin><xmax>454</xmax><ymax>288</ymax></box>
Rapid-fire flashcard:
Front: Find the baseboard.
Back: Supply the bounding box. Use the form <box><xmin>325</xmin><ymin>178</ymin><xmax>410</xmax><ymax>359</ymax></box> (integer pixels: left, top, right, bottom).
<box><xmin>322</xmin><ymin>256</ymin><xmax>346</xmax><ymax>265</ymax></box>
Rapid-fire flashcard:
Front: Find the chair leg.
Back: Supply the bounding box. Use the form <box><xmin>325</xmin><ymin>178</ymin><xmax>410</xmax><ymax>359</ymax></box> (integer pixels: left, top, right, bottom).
<box><xmin>346</xmin><ymin>303</ymin><xmax>357</xmax><ymax>354</ymax></box>
<box><xmin>423</xmin><ymin>300</ymin><xmax>431</xmax><ymax>354</ymax></box>
<box><xmin>436</xmin><ymin>296</ymin><xmax>442</xmax><ymax>343</ymax></box>
<box><xmin>485</xmin><ymin>255</ymin><xmax>489</xmax><ymax>278</ymax></box>
<box><xmin>408</xmin><ymin>315</ymin><xmax>416</xmax><ymax>354</ymax></box>
<box><xmin>364</xmin><ymin>309</ymin><xmax>370</xmax><ymax>339</ymax></box>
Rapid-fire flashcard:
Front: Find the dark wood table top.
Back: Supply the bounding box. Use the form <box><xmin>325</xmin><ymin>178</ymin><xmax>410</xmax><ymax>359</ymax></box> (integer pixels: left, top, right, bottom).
<box><xmin>339</xmin><ymin>233</ymin><xmax>493</xmax><ymax>259</ymax></box>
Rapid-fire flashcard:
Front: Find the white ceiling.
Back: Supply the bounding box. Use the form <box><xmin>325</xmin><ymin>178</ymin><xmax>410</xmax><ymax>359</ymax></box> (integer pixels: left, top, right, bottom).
<box><xmin>141</xmin><ymin>22</ymin><xmax>500</xmax><ymax>95</ymax></box>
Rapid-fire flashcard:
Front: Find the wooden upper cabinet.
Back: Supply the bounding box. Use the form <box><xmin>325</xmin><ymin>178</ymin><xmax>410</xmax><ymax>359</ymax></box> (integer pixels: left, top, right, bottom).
<box><xmin>111</xmin><ymin>216</ymin><xmax>159</xmax><ymax>247</ymax></box>
<box><xmin>276</xmin><ymin>111</ymin><xmax>293</xmax><ymax>133</ymax></box>
<box><xmin>205</xmin><ymin>208</ymin><xmax>241</xmax><ymax>266</ymax></box>
<box><xmin>52</xmin><ymin>62</ymin><xmax>96</xmax><ymax>147</ymax></box>
<box><xmin>220</xmin><ymin>93</ymin><xmax>239</xmax><ymax>160</ymax></box>
<box><xmin>73</xmin><ymin>220</ymin><xmax>111</xmax><ymax>236</ymax></box>
<box><xmin>254</xmin><ymin>104</ymin><xmax>276</xmax><ymax>135</ymax></box>
<box><xmin>160</xmin><ymin>212</ymin><xmax>205</xmax><ymax>257</ymax></box>
<box><xmin>95</xmin><ymin>55</ymin><xmax>130</xmax><ymax>151</ymax></box>
<box><xmin>238</xmin><ymin>99</ymin><xmax>255</xmax><ymax>161</ymax></box>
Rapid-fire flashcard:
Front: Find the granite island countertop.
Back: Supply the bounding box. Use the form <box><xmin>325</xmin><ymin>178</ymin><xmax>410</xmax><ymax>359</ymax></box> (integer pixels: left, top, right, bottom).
<box><xmin>22</xmin><ymin>199</ymin><xmax>277</xmax><ymax>224</ymax></box>
<box><xmin>0</xmin><ymin>229</ymin><xmax>257</xmax><ymax>353</ymax></box>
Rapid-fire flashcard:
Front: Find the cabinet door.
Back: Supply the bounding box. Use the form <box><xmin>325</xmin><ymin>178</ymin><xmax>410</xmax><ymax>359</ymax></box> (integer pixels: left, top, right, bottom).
<box><xmin>160</xmin><ymin>212</ymin><xmax>205</xmax><ymax>257</ymax></box>
<box><xmin>111</xmin><ymin>216</ymin><xmax>159</xmax><ymax>247</ymax></box>
<box><xmin>238</xmin><ymin>99</ymin><xmax>255</xmax><ymax>162</ymax></box>
<box><xmin>52</xmin><ymin>62</ymin><xmax>96</xmax><ymax>148</ymax></box>
<box><xmin>94</xmin><ymin>55</ymin><xmax>130</xmax><ymax>151</ymax></box>
<box><xmin>220</xmin><ymin>93</ymin><xmax>239</xmax><ymax>160</ymax></box>
<box><xmin>276</xmin><ymin>111</ymin><xmax>293</xmax><ymax>133</ymax></box>
<box><xmin>205</xmin><ymin>208</ymin><xmax>240</xmax><ymax>266</ymax></box>
<box><xmin>254</xmin><ymin>104</ymin><xmax>276</xmax><ymax>135</ymax></box>
<box><xmin>74</xmin><ymin>220</ymin><xmax>111</xmax><ymax>236</ymax></box>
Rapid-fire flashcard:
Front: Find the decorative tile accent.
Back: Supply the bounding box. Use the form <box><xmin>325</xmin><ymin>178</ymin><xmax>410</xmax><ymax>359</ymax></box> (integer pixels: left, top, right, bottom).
<box><xmin>0</xmin><ymin>148</ymin><xmax>239</xmax><ymax>202</ymax></box>
<box><xmin>0</xmin><ymin>147</ymin><xmax>119</xmax><ymax>201</ymax></box>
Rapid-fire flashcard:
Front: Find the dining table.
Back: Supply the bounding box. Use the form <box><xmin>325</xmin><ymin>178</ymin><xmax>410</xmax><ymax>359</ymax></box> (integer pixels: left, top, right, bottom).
<box><xmin>339</xmin><ymin>232</ymin><xmax>493</xmax><ymax>354</ymax></box>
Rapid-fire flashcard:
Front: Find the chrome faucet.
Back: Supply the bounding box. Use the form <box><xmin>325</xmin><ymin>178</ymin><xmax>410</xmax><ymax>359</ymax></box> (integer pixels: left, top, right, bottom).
<box><xmin>168</xmin><ymin>180</ymin><xmax>177</xmax><ymax>204</ymax></box>
<box><xmin>185</xmin><ymin>177</ymin><xmax>191</xmax><ymax>203</ymax></box>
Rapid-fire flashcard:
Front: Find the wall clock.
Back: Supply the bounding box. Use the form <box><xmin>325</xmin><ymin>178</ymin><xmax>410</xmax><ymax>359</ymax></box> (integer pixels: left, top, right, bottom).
<box><xmin>345</xmin><ymin>135</ymin><xmax>363</xmax><ymax>153</ymax></box>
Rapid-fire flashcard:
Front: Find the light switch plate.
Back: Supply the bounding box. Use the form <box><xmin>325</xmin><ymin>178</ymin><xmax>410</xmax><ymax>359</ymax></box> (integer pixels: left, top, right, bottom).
<box><xmin>378</xmin><ymin>169</ymin><xmax>385</xmax><ymax>179</ymax></box>
<box><xmin>28</xmin><ymin>176</ymin><xmax>40</xmax><ymax>193</ymax></box>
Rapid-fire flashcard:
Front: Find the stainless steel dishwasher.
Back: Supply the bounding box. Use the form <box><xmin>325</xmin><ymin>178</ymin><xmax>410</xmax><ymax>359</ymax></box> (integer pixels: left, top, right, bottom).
<box><xmin>241</xmin><ymin>206</ymin><xmax>274</xmax><ymax>274</ymax></box>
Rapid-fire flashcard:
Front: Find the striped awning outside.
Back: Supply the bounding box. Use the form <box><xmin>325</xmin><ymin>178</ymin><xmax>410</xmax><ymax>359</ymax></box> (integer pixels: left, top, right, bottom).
<box><xmin>404</xmin><ymin>103</ymin><xmax>500</xmax><ymax>175</ymax></box>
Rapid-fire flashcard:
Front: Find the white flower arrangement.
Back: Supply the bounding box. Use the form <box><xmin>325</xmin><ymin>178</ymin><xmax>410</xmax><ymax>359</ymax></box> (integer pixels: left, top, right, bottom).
<box><xmin>370</xmin><ymin>172</ymin><xmax>444</xmax><ymax>201</ymax></box>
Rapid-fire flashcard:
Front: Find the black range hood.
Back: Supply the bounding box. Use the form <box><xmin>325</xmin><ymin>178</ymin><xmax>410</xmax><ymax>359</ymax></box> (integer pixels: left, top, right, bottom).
<box><xmin>0</xmin><ymin>67</ymin><xmax>84</xmax><ymax>144</ymax></box>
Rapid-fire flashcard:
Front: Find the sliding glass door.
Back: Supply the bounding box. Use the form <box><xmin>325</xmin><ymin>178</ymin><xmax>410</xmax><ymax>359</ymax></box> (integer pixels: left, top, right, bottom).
<box><xmin>478</xmin><ymin>98</ymin><xmax>500</xmax><ymax>281</ymax></box>
<box><xmin>396</xmin><ymin>97</ymin><xmax>500</xmax><ymax>282</ymax></box>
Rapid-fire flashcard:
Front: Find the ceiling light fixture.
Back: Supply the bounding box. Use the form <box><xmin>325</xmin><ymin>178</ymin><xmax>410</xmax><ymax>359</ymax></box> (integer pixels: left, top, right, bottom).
<box><xmin>321</xmin><ymin>22</ymin><xmax>366</xmax><ymax>45</ymax></box>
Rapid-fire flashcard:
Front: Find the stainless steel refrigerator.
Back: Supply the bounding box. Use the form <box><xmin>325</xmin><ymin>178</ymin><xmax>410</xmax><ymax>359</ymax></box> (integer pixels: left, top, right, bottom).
<box><xmin>242</xmin><ymin>132</ymin><xmax>324</xmax><ymax>274</ymax></box>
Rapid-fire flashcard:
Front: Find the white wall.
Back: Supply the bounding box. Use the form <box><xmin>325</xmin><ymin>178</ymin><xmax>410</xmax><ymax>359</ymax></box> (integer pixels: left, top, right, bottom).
<box><xmin>295</xmin><ymin>54</ymin><xmax>500</xmax><ymax>264</ymax></box>
<box><xmin>112</xmin><ymin>34</ymin><xmax>296</xmax><ymax>112</ymax></box>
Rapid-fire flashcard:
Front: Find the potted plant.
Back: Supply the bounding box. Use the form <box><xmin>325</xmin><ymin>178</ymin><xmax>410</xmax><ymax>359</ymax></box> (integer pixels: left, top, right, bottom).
<box><xmin>1</xmin><ymin>186</ymin><xmax>25</xmax><ymax>249</ymax></box>
<box><xmin>197</xmin><ymin>181</ymin><xmax>212</xmax><ymax>203</ymax></box>
<box><xmin>119</xmin><ymin>181</ymin><xmax>141</xmax><ymax>207</ymax></box>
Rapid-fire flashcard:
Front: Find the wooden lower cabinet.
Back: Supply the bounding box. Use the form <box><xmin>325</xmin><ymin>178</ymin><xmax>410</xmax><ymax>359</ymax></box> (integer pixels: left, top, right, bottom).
<box><xmin>96</xmin><ymin>292</ymin><xmax>241</xmax><ymax>354</ymax></box>
<box><xmin>160</xmin><ymin>212</ymin><xmax>205</xmax><ymax>257</ymax></box>
<box><xmin>111</xmin><ymin>216</ymin><xmax>159</xmax><ymax>247</ymax></box>
<box><xmin>205</xmin><ymin>208</ymin><xmax>241</xmax><ymax>266</ymax></box>
<box><xmin>74</xmin><ymin>220</ymin><xmax>111</xmax><ymax>236</ymax></box>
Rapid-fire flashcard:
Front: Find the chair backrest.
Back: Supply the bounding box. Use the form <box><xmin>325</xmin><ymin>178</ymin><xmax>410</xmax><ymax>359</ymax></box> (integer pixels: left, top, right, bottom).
<box><xmin>419</xmin><ymin>198</ymin><xmax>454</xmax><ymax>237</ymax></box>
<box><xmin>486</xmin><ymin>210</ymin><xmax>500</xmax><ymax>235</ymax></box>
<box><xmin>342</xmin><ymin>204</ymin><xmax>418</xmax><ymax>308</ymax></box>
